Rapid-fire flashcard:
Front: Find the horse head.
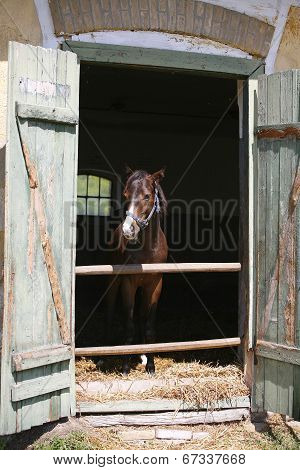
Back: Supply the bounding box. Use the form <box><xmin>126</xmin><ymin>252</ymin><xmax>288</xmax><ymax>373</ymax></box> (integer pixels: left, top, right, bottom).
<box><xmin>122</xmin><ymin>168</ymin><xmax>166</xmax><ymax>241</ymax></box>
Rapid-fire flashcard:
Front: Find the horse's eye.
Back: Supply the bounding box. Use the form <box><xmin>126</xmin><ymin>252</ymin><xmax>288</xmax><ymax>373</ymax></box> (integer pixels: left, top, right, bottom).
<box><xmin>144</xmin><ymin>194</ymin><xmax>150</xmax><ymax>200</ymax></box>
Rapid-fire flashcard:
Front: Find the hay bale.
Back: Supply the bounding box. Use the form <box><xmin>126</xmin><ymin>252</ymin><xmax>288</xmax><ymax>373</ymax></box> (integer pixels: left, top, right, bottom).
<box><xmin>76</xmin><ymin>357</ymin><xmax>249</xmax><ymax>406</ymax></box>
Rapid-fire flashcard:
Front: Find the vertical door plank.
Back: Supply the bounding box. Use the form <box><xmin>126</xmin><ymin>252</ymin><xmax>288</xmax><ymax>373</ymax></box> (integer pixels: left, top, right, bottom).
<box><xmin>255</xmin><ymin>75</ymin><xmax>268</xmax><ymax>412</ymax></box>
<box><xmin>61</xmin><ymin>49</ymin><xmax>79</xmax><ymax>418</ymax></box>
<box><xmin>262</xmin><ymin>73</ymin><xmax>281</xmax><ymax>413</ymax></box>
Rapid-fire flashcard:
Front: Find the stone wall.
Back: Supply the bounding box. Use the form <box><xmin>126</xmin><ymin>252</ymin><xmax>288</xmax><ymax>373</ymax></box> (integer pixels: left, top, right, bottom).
<box><xmin>48</xmin><ymin>0</ymin><xmax>274</xmax><ymax>57</ymax></box>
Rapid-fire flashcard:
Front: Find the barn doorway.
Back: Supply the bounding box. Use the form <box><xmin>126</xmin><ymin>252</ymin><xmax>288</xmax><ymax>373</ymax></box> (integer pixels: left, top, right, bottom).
<box><xmin>75</xmin><ymin>62</ymin><xmax>240</xmax><ymax>365</ymax></box>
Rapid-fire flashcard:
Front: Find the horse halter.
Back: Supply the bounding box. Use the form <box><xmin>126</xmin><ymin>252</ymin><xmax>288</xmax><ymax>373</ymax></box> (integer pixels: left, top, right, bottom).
<box><xmin>126</xmin><ymin>186</ymin><xmax>160</xmax><ymax>230</ymax></box>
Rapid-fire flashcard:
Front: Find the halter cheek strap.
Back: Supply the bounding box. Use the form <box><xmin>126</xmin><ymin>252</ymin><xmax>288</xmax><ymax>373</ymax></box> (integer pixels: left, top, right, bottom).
<box><xmin>126</xmin><ymin>187</ymin><xmax>160</xmax><ymax>230</ymax></box>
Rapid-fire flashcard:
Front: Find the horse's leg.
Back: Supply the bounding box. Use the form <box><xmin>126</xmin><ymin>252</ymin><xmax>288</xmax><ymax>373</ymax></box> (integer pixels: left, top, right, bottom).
<box><xmin>105</xmin><ymin>275</ymin><xmax>120</xmax><ymax>346</ymax></box>
<box><xmin>121</xmin><ymin>278</ymin><xmax>137</xmax><ymax>375</ymax></box>
<box><xmin>94</xmin><ymin>275</ymin><xmax>120</xmax><ymax>370</ymax></box>
<box><xmin>143</xmin><ymin>277</ymin><xmax>163</xmax><ymax>375</ymax></box>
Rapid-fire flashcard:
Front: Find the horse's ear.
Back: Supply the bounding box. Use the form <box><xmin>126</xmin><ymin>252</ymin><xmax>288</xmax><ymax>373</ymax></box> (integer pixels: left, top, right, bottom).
<box><xmin>151</xmin><ymin>167</ymin><xmax>166</xmax><ymax>183</ymax></box>
<box><xmin>125</xmin><ymin>165</ymin><xmax>134</xmax><ymax>176</ymax></box>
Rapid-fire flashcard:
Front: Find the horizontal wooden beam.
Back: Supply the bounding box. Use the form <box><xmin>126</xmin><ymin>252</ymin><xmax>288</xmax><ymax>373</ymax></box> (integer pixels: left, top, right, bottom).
<box><xmin>86</xmin><ymin>408</ymin><xmax>250</xmax><ymax>427</ymax></box>
<box><xmin>256</xmin><ymin>340</ymin><xmax>300</xmax><ymax>366</ymax></box>
<box><xmin>75</xmin><ymin>337</ymin><xmax>241</xmax><ymax>356</ymax></box>
<box><xmin>75</xmin><ymin>262</ymin><xmax>241</xmax><ymax>276</ymax></box>
<box><xmin>11</xmin><ymin>371</ymin><xmax>70</xmax><ymax>402</ymax></box>
<box><xmin>256</xmin><ymin>122</ymin><xmax>300</xmax><ymax>139</ymax></box>
<box><xmin>12</xmin><ymin>344</ymin><xmax>72</xmax><ymax>372</ymax></box>
<box><xmin>65</xmin><ymin>42</ymin><xmax>263</xmax><ymax>78</ymax></box>
<box><xmin>77</xmin><ymin>396</ymin><xmax>250</xmax><ymax>414</ymax></box>
<box><xmin>17</xmin><ymin>102</ymin><xmax>78</xmax><ymax>125</ymax></box>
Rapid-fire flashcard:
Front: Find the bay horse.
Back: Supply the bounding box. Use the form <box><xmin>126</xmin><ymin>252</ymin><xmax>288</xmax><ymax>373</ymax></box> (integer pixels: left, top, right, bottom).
<box><xmin>106</xmin><ymin>168</ymin><xmax>168</xmax><ymax>375</ymax></box>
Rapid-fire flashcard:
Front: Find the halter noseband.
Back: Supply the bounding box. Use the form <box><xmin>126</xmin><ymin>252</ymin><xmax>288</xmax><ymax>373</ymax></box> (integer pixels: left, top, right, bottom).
<box><xmin>126</xmin><ymin>187</ymin><xmax>160</xmax><ymax>230</ymax></box>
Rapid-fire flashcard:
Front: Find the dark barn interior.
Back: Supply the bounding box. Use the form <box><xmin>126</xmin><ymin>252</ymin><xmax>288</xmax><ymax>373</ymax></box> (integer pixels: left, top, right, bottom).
<box><xmin>75</xmin><ymin>63</ymin><xmax>240</xmax><ymax>361</ymax></box>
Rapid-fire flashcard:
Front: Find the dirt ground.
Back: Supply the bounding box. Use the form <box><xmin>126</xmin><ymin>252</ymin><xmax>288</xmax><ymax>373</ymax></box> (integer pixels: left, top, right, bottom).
<box><xmin>2</xmin><ymin>414</ymin><xmax>300</xmax><ymax>450</ymax></box>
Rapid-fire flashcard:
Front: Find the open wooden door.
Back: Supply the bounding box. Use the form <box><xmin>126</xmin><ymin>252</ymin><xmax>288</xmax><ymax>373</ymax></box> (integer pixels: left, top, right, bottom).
<box><xmin>252</xmin><ymin>70</ymin><xmax>300</xmax><ymax>420</ymax></box>
<box><xmin>0</xmin><ymin>42</ymin><xmax>79</xmax><ymax>434</ymax></box>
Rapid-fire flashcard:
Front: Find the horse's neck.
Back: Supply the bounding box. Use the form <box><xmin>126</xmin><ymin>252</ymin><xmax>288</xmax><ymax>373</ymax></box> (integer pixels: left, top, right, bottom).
<box><xmin>143</xmin><ymin>213</ymin><xmax>161</xmax><ymax>249</ymax></box>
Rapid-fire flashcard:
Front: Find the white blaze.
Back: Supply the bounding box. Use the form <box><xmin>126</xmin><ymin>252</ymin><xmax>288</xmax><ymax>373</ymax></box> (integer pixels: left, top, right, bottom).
<box><xmin>122</xmin><ymin>203</ymin><xmax>134</xmax><ymax>234</ymax></box>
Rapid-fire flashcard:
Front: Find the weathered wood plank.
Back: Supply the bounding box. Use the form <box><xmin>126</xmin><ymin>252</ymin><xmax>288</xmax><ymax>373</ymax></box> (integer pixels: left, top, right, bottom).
<box><xmin>255</xmin><ymin>75</ymin><xmax>268</xmax><ymax>343</ymax></box>
<box><xmin>75</xmin><ymin>262</ymin><xmax>241</xmax><ymax>275</ymax></box>
<box><xmin>86</xmin><ymin>408</ymin><xmax>250</xmax><ymax>427</ymax></box>
<box><xmin>295</xmin><ymin>101</ymin><xmax>300</xmax><ymax>421</ymax></box>
<box><xmin>16</xmin><ymin>121</ymin><xmax>71</xmax><ymax>345</ymax></box>
<box><xmin>11</xmin><ymin>371</ymin><xmax>70</xmax><ymax>402</ymax></box>
<box><xmin>277</xmin><ymin>70</ymin><xmax>297</xmax><ymax>417</ymax></box>
<box><xmin>293</xmin><ymin>366</ymin><xmax>300</xmax><ymax>420</ymax></box>
<box><xmin>16</xmin><ymin>103</ymin><xmax>78</xmax><ymax>125</ymax></box>
<box><xmin>64</xmin><ymin>42</ymin><xmax>263</xmax><ymax>78</ymax></box>
<box><xmin>48</xmin><ymin>45</ymin><xmax>64</xmax><ymax>425</ymax></box>
<box><xmin>62</xmin><ymin>47</ymin><xmax>80</xmax><ymax>419</ymax></box>
<box><xmin>15</xmin><ymin>41</ymin><xmax>37</xmax><ymax>433</ymax></box>
<box><xmin>263</xmin><ymin>73</ymin><xmax>281</xmax><ymax>413</ymax></box>
<box><xmin>256</xmin><ymin>340</ymin><xmax>300</xmax><ymax>366</ymax></box>
<box><xmin>76</xmin><ymin>396</ymin><xmax>250</xmax><ymax>414</ymax></box>
<box><xmin>264</xmin><ymin>358</ymin><xmax>278</xmax><ymax>412</ymax></box>
<box><xmin>264</xmin><ymin>136</ymin><xmax>279</xmax><ymax>345</ymax></box>
<box><xmin>253</xmin><ymin>74</ymin><xmax>270</xmax><ymax>414</ymax></box>
<box><xmin>256</xmin><ymin>122</ymin><xmax>300</xmax><ymax>139</ymax></box>
<box><xmin>12</xmin><ymin>345</ymin><xmax>72</xmax><ymax>372</ymax></box>
<box><xmin>75</xmin><ymin>337</ymin><xmax>241</xmax><ymax>356</ymax></box>
<box><xmin>252</xmin><ymin>356</ymin><xmax>265</xmax><ymax>412</ymax></box>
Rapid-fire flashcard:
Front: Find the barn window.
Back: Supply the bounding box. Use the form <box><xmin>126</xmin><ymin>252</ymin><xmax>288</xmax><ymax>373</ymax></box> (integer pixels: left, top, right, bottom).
<box><xmin>77</xmin><ymin>174</ymin><xmax>112</xmax><ymax>216</ymax></box>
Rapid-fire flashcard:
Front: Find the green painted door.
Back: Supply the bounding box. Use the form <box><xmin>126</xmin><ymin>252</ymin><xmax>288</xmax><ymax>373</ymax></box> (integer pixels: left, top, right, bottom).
<box><xmin>0</xmin><ymin>42</ymin><xmax>79</xmax><ymax>434</ymax></box>
<box><xmin>253</xmin><ymin>70</ymin><xmax>300</xmax><ymax>419</ymax></box>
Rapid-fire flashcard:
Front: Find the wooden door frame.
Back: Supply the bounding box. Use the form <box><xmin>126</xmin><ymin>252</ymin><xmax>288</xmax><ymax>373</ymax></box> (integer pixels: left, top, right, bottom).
<box><xmin>63</xmin><ymin>40</ymin><xmax>265</xmax><ymax>375</ymax></box>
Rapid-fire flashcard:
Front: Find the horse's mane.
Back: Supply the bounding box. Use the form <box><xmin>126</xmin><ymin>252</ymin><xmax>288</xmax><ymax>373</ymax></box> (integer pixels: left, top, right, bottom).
<box><xmin>125</xmin><ymin>170</ymin><xmax>167</xmax><ymax>215</ymax></box>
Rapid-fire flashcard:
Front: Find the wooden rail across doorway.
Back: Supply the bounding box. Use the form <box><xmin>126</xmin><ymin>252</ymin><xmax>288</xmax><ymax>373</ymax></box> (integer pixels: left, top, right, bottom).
<box><xmin>75</xmin><ymin>338</ymin><xmax>241</xmax><ymax>357</ymax></box>
<box><xmin>75</xmin><ymin>262</ymin><xmax>241</xmax><ymax>275</ymax></box>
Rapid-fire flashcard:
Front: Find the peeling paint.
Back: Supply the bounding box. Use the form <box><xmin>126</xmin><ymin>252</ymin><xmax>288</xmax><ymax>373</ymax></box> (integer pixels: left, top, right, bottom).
<box><xmin>257</xmin><ymin>126</ymin><xmax>300</xmax><ymax>139</ymax></box>
<box><xmin>19</xmin><ymin>77</ymin><xmax>70</xmax><ymax>100</ymax></box>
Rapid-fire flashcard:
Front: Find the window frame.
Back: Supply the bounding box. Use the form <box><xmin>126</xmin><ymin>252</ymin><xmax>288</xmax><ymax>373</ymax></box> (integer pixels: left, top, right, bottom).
<box><xmin>77</xmin><ymin>168</ymin><xmax>121</xmax><ymax>217</ymax></box>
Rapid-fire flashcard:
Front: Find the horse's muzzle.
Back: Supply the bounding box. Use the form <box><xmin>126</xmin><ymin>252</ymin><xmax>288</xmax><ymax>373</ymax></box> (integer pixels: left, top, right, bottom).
<box><xmin>122</xmin><ymin>217</ymin><xmax>140</xmax><ymax>241</ymax></box>
<box><xmin>123</xmin><ymin>231</ymin><xmax>136</xmax><ymax>241</ymax></box>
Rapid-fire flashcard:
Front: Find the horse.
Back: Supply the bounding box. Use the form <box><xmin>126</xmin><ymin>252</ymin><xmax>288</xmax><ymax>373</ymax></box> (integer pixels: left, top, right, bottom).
<box><xmin>105</xmin><ymin>168</ymin><xmax>168</xmax><ymax>375</ymax></box>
